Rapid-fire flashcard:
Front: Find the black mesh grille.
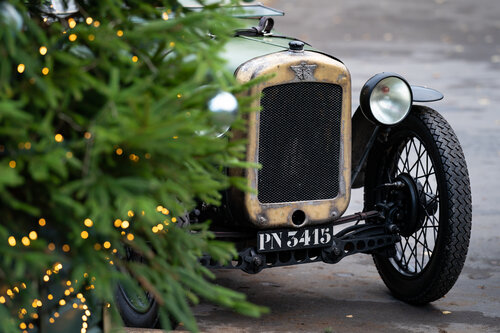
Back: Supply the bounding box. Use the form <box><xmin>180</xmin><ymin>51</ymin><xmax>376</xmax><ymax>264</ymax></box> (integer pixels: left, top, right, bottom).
<box><xmin>258</xmin><ymin>82</ymin><xmax>343</xmax><ymax>203</ymax></box>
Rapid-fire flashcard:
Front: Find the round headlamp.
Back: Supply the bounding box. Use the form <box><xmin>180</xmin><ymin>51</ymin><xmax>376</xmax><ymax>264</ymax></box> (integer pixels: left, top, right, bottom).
<box><xmin>207</xmin><ymin>91</ymin><xmax>238</xmax><ymax>137</ymax></box>
<box><xmin>360</xmin><ymin>73</ymin><xmax>413</xmax><ymax>126</ymax></box>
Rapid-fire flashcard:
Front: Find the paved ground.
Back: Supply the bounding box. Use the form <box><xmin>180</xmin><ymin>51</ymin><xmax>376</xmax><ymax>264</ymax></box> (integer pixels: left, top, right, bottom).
<box><xmin>130</xmin><ymin>0</ymin><xmax>500</xmax><ymax>332</ymax></box>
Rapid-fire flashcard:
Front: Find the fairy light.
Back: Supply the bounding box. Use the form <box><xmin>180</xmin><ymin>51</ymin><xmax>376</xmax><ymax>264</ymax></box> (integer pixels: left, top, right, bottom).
<box><xmin>68</xmin><ymin>34</ymin><xmax>77</xmax><ymax>42</ymax></box>
<box><xmin>116</xmin><ymin>30</ymin><xmax>124</xmax><ymax>37</ymax></box>
<box><xmin>81</xmin><ymin>231</ymin><xmax>89</xmax><ymax>239</ymax></box>
<box><xmin>0</xmin><ymin>296</ymin><xmax>5</xmax><ymax>304</ymax></box>
<box><xmin>68</xmin><ymin>18</ymin><xmax>76</xmax><ymax>29</ymax></box>
<box><xmin>103</xmin><ymin>241</ymin><xmax>111</xmax><ymax>249</ymax></box>
<box><xmin>39</xmin><ymin>218</ymin><xmax>46</xmax><ymax>226</ymax></box>
<box><xmin>156</xmin><ymin>205</ymin><xmax>163</xmax><ymax>212</ymax></box>
<box><xmin>171</xmin><ymin>217</ymin><xmax>177</xmax><ymax>223</ymax></box>
<box><xmin>162</xmin><ymin>208</ymin><xmax>169</xmax><ymax>215</ymax></box>
<box><xmin>126</xmin><ymin>233</ymin><xmax>134</xmax><ymax>241</ymax></box>
<box><xmin>7</xmin><ymin>289</ymin><xmax>13</xmax><ymax>297</ymax></box>
<box><xmin>17</xmin><ymin>64</ymin><xmax>25</xmax><ymax>73</ymax></box>
<box><xmin>62</xmin><ymin>244</ymin><xmax>70</xmax><ymax>252</ymax></box>
<box><xmin>64</xmin><ymin>290</ymin><xmax>70</xmax><ymax>296</ymax></box>
<box><xmin>85</xmin><ymin>310</ymin><xmax>91</xmax><ymax>316</ymax></box>
<box><xmin>49</xmin><ymin>318</ymin><xmax>55</xmax><ymax>324</ymax></box>
<box><xmin>31</xmin><ymin>313</ymin><xmax>38</xmax><ymax>319</ymax></box>
<box><xmin>43</xmin><ymin>275</ymin><xmax>49</xmax><ymax>282</ymax></box>
<box><xmin>20</xmin><ymin>323</ymin><xmax>27</xmax><ymax>330</ymax></box>
<box><xmin>25</xmin><ymin>142</ymin><xmax>31</xmax><ymax>149</ymax></box>
<box><xmin>54</xmin><ymin>312</ymin><xmax>60</xmax><ymax>318</ymax></box>
<box><xmin>21</xmin><ymin>237</ymin><xmax>30</xmax><ymax>246</ymax></box>
<box><xmin>73</xmin><ymin>303</ymin><xmax>78</xmax><ymax>309</ymax></box>
<box><xmin>84</xmin><ymin>218</ymin><xmax>93</xmax><ymax>227</ymax></box>
<box><xmin>93</xmin><ymin>21</ymin><xmax>100</xmax><ymax>28</ymax></box>
<box><xmin>13</xmin><ymin>287</ymin><xmax>19</xmax><ymax>293</ymax></box>
<box><xmin>157</xmin><ymin>224</ymin><xmax>164</xmax><ymax>231</ymax></box>
<box><xmin>121</xmin><ymin>220</ymin><xmax>129</xmax><ymax>229</ymax></box>
<box><xmin>132</xmin><ymin>55</ymin><xmax>138</xmax><ymax>62</ymax></box>
<box><xmin>48</xmin><ymin>243</ymin><xmax>55</xmax><ymax>251</ymax></box>
<box><xmin>8</xmin><ymin>236</ymin><xmax>16</xmax><ymax>247</ymax></box>
<box><xmin>170</xmin><ymin>42</ymin><xmax>176</xmax><ymax>48</ymax></box>
<box><xmin>42</xmin><ymin>67</ymin><xmax>50</xmax><ymax>75</ymax></box>
<box><xmin>162</xmin><ymin>12</ymin><xmax>169</xmax><ymax>20</ymax></box>
<box><xmin>115</xmin><ymin>148</ymin><xmax>123</xmax><ymax>155</ymax></box>
<box><xmin>9</xmin><ymin>160</ymin><xmax>16</xmax><ymax>168</ymax></box>
<box><xmin>173</xmin><ymin>136</ymin><xmax>179</xmax><ymax>139</ymax></box>
<box><xmin>47</xmin><ymin>294</ymin><xmax>53</xmax><ymax>300</ymax></box>
<box><xmin>127</xmin><ymin>210</ymin><xmax>134</xmax><ymax>217</ymax></box>
<box><xmin>66</xmin><ymin>151</ymin><xmax>73</xmax><ymax>158</ymax></box>
<box><xmin>152</xmin><ymin>226</ymin><xmax>158</xmax><ymax>233</ymax></box>
<box><xmin>113</xmin><ymin>219</ymin><xmax>122</xmax><ymax>228</ymax></box>
<box><xmin>145</xmin><ymin>153</ymin><xmax>151</xmax><ymax>159</ymax></box>
<box><xmin>86</xmin><ymin>17</ymin><xmax>93</xmax><ymax>25</ymax></box>
<box><xmin>39</xmin><ymin>46</ymin><xmax>48</xmax><ymax>55</ymax></box>
<box><xmin>93</xmin><ymin>243</ymin><xmax>101</xmax><ymax>250</ymax></box>
<box><xmin>177</xmin><ymin>93</ymin><xmax>181</xmax><ymax>98</ymax></box>
<box><xmin>59</xmin><ymin>299</ymin><xmax>66</xmax><ymax>306</ymax></box>
<box><xmin>112</xmin><ymin>248</ymin><xmax>117</xmax><ymax>254</ymax></box>
<box><xmin>55</xmin><ymin>134</ymin><xmax>64</xmax><ymax>142</ymax></box>
<box><xmin>66</xmin><ymin>280</ymin><xmax>71</xmax><ymax>286</ymax></box>
<box><xmin>29</xmin><ymin>231</ymin><xmax>37</xmax><ymax>240</ymax></box>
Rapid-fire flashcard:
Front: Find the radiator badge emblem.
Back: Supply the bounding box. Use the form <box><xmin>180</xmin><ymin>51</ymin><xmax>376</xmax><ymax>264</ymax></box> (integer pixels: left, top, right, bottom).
<box><xmin>291</xmin><ymin>61</ymin><xmax>317</xmax><ymax>81</ymax></box>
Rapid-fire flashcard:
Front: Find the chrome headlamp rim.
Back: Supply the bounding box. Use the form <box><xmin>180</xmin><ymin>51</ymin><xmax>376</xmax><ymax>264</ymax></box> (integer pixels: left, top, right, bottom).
<box><xmin>360</xmin><ymin>72</ymin><xmax>413</xmax><ymax>126</ymax></box>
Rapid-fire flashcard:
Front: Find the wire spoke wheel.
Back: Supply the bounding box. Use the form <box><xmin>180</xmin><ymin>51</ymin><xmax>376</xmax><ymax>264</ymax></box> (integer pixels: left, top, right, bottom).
<box><xmin>364</xmin><ymin>106</ymin><xmax>471</xmax><ymax>304</ymax></box>
<box><xmin>391</xmin><ymin>137</ymin><xmax>439</xmax><ymax>275</ymax></box>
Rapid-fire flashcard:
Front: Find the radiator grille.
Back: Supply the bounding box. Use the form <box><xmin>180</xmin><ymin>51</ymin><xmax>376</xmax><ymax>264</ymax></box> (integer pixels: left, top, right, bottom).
<box><xmin>258</xmin><ymin>82</ymin><xmax>343</xmax><ymax>203</ymax></box>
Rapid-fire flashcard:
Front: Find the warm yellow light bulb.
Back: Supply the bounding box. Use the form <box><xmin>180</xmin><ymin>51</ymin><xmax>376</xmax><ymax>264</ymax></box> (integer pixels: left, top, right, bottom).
<box><xmin>8</xmin><ymin>236</ymin><xmax>16</xmax><ymax>247</ymax></box>
<box><xmin>115</xmin><ymin>148</ymin><xmax>123</xmax><ymax>155</ymax></box>
<box><xmin>132</xmin><ymin>56</ymin><xmax>138</xmax><ymax>62</ymax></box>
<box><xmin>62</xmin><ymin>244</ymin><xmax>70</xmax><ymax>252</ymax></box>
<box><xmin>121</xmin><ymin>220</ymin><xmax>130</xmax><ymax>229</ymax></box>
<box><xmin>116</xmin><ymin>30</ymin><xmax>124</xmax><ymax>37</ymax></box>
<box><xmin>127</xmin><ymin>210</ymin><xmax>134</xmax><ymax>217</ymax></box>
<box><xmin>59</xmin><ymin>299</ymin><xmax>66</xmax><ymax>306</ymax></box>
<box><xmin>68</xmin><ymin>18</ymin><xmax>76</xmax><ymax>29</ymax></box>
<box><xmin>48</xmin><ymin>243</ymin><xmax>55</xmax><ymax>251</ymax></box>
<box><xmin>103</xmin><ymin>241</ymin><xmax>111</xmax><ymax>249</ymax></box>
<box><xmin>39</xmin><ymin>218</ymin><xmax>46</xmax><ymax>226</ymax></box>
<box><xmin>126</xmin><ymin>233</ymin><xmax>134</xmax><ymax>241</ymax></box>
<box><xmin>0</xmin><ymin>296</ymin><xmax>5</xmax><ymax>304</ymax></box>
<box><xmin>39</xmin><ymin>46</ymin><xmax>48</xmax><ymax>55</ymax></box>
<box><xmin>55</xmin><ymin>134</ymin><xmax>64</xmax><ymax>142</ymax></box>
<box><xmin>9</xmin><ymin>160</ymin><xmax>16</xmax><ymax>168</ymax></box>
<box><xmin>162</xmin><ymin>12</ymin><xmax>169</xmax><ymax>20</ymax></box>
<box><xmin>113</xmin><ymin>219</ymin><xmax>122</xmax><ymax>228</ymax></box>
<box><xmin>17</xmin><ymin>64</ymin><xmax>25</xmax><ymax>73</ymax></box>
<box><xmin>21</xmin><ymin>237</ymin><xmax>30</xmax><ymax>246</ymax></box>
<box><xmin>84</xmin><ymin>218</ymin><xmax>93</xmax><ymax>227</ymax></box>
<box><xmin>29</xmin><ymin>231</ymin><xmax>37</xmax><ymax>240</ymax></box>
<box><xmin>68</xmin><ymin>34</ymin><xmax>77</xmax><ymax>42</ymax></box>
<box><xmin>88</xmin><ymin>34</ymin><xmax>95</xmax><ymax>41</ymax></box>
<box><xmin>81</xmin><ymin>231</ymin><xmax>89</xmax><ymax>239</ymax></box>
<box><xmin>86</xmin><ymin>17</ymin><xmax>93</xmax><ymax>25</ymax></box>
<box><xmin>42</xmin><ymin>67</ymin><xmax>49</xmax><ymax>75</ymax></box>
<box><xmin>93</xmin><ymin>21</ymin><xmax>100</xmax><ymax>27</ymax></box>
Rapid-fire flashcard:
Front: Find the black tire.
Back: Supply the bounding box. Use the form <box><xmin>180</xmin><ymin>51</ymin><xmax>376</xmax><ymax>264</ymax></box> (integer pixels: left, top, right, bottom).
<box><xmin>364</xmin><ymin>106</ymin><xmax>472</xmax><ymax>304</ymax></box>
<box><xmin>115</xmin><ymin>213</ymin><xmax>190</xmax><ymax>328</ymax></box>
<box><xmin>115</xmin><ymin>248</ymin><xmax>160</xmax><ymax>328</ymax></box>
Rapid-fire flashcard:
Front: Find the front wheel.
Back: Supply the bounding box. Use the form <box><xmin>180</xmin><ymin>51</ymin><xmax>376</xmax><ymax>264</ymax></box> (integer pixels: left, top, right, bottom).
<box><xmin>364</xmin><ymin>106</ymin><xmax>471</xmax><ymax>304</ymax></box>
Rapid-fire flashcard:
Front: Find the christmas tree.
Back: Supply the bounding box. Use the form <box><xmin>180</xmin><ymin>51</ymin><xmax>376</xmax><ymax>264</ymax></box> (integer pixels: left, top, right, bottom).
<box><xmin>0</xmin><ymin>1</ymin><xmax>265</xmax><ymax>331</ymax></box>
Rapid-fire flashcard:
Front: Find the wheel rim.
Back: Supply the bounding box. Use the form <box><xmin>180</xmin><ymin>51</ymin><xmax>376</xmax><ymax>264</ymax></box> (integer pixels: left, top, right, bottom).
<box><xmin>388</xmin><ymin>135</ymin><xmax>440</xmax><ymax>276</ymax></box>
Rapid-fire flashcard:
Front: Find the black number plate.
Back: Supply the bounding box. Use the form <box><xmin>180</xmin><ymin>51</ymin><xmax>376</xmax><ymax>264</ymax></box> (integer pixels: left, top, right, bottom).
<box><xmin>257</xmin><ymin>224</ymin><xmax>334</xmax><ymax>253</ymax></box>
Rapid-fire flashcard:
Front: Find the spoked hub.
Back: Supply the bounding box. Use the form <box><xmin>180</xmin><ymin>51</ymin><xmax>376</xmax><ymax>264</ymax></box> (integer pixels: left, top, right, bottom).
<box><xmin>393</xmin><ymin>173</ymin><xmax>427</xmax><ymax>237</ymax></box>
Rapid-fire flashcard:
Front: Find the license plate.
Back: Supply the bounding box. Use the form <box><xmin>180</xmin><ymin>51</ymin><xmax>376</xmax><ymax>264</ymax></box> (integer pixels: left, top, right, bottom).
<box><xmin>257</xmin><ymin>224</ymin><xmax>334</xmax><ymax>252</ymax></box>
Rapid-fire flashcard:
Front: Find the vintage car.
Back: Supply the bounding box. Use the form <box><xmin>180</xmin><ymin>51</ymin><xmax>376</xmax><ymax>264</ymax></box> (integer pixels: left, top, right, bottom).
<box><xmin>111</xmin><ymin>1</ymin><xmax>472</xmax><ymax>328</ymax></box>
